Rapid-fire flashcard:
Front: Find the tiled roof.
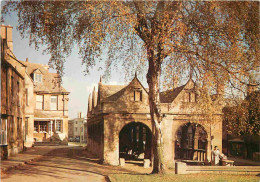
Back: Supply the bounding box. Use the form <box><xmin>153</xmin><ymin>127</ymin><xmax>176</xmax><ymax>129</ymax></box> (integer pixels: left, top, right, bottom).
<box><xmin>99</xmin><ymin>84</ymin><xmax>126</xmax><ymax>101</ymax></box>
<box><xmin>160</xmin><ymin>85</ymin><xmax>185</xmax><ymax>103</ymax></box>
<box><xmin>20</xmin><ymin>60</ymin><xmax>69</xmax><ymax>93</ymax></box>
<box><xmin>99</xmin><ymin>79</ymin><xmax>186</xmax><ymax>103</ymax></box>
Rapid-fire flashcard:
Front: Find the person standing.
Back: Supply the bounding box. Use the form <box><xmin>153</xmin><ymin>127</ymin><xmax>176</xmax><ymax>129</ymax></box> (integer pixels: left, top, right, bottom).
<box><xmin>212</xmin><ymin>146</ymin><xmax>220</xmax><ymax>165</ymax></box>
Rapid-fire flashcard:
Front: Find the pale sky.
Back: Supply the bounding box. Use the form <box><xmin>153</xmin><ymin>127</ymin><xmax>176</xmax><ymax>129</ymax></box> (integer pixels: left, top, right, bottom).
<box><xmin>2</xmin><ymin>10</ymin><xmax>148</xmax><ymax>119</ymax></box>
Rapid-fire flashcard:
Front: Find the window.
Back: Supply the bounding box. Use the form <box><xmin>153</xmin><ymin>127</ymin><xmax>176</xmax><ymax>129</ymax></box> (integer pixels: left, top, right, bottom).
<box><xmin>81</xmin><ymin>127</ymin><xmax>83</xmax><ymax>132</ymax></box>
<box><xmin>51</xmin><ymin>95</ymin><xmax>58</xmax><ymax>110</ymax></box>
<box><xmin>0</xmin><ymin>119</ymin><xmax>7</xmax><ymax>144</ymax></box>
<box><xmin>17</xmin><ymin>117</ymin><xmax>21</xmax><ymax>139</ymax></box>
<box><xmin>75</xmin><ymin>127</ymin><xmax>77</xmax><ymax>132</ymax></box>
<box><xmin>11</xmin><ymin>76</ymin><xmax>14</xmax><ymax>100</ymax></box>
<box><xmin>34</xmin><ymin>73</ymin><xmax>42</xmax><ymax>83</ymax></box>
<box><xmin>75</xmin><ymin>121</ymin><xmax>77</xmax><ymax>124</ymax></box>
<box><xmin>36</xmin><ymin>95</ymin><xmax>44</xmax><ymax>110</ymax></box>
<box><xmin>39</xmin><ymin>121</ymin><xmax>47</xmax><ymax>132</ymax></box>
<box><xmin>184</xmin><ymin>91</ymin><xmax>196</xmax><ymax>103</ymax></box>
<box><xmin>56</xmin><ymin>120</ymin><xmax>62</xmax><ymax>132</ymax></box>
<box><xmin>134</xmin><ymin>89</ymin><xmax>142</xmax><ymax>101</ymax></box>
<box><xmin>17</xmin><ymin>81</ymin><xmax>20</xmax><ymax>106</ymax></box>
<box><xmin>11</xmin><ymin>116</ymin><xmax>14</xmax><ymax>134</ymax></box>
<box><xmin>34</xmin><ymin>121</ymin><xmax>38</xmax><ymax>132</ymax></box>
<box><xmin>25</xmin><ymin>118</ymin><xmax>28</xmax><ymax>135</ymax></box>
<box><xmin>26</xmin><ymin>88</ymin><xmax>29</xmax><ymax>106</ymax></box>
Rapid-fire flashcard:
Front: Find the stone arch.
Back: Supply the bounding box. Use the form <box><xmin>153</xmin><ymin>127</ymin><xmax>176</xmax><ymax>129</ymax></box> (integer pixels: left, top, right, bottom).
<box><xmin>175</xmin><ymin>122</ymin><xmax>208</xmax><ymax>161</ymax></box>
<box><xmin>119</xmin><ymin>122</ymin><xmax>152</xmax><ymax>161</ymax></box>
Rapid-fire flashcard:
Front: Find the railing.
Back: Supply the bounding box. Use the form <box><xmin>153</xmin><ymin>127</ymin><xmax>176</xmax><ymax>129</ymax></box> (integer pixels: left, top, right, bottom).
<box><xmin>176</xmin><ymin>148</ymin><xmax>207</xmax><ymax>161</ymax></box>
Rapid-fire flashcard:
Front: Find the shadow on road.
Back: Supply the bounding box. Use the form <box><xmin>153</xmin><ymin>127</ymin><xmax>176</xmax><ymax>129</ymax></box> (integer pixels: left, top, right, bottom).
<box><xmin>2</xmin><ymin>146</ymin><xmax>151</xmax><ymax>181</ymax></box>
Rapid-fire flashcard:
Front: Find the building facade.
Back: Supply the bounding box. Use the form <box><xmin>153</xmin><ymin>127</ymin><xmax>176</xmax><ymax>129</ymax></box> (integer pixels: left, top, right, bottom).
<box><xmin>1</xmin><ymin>25</ymin><xmax>26</xmax><ymax>158</ymax></box>
<box><xmin>87</xmin><ymin>75</ymin><xmax>224</xmax><ymax>167</ymax></box>
<box><xmin>21</xmin><ymin>60</ymin><xmax>70</xmax><ymax>146</ymax></box>
<box><xmin>68</xmin><ymin>112</ymin><xmax>86</xmax><ymax>143</ymax></box>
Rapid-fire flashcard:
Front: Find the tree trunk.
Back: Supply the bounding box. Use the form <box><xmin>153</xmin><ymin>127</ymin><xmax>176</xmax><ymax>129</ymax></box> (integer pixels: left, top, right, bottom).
<box><xmin>146</xmin><ymin>48</ymin><xmax>165</xmax><ymax>174</ymax></box>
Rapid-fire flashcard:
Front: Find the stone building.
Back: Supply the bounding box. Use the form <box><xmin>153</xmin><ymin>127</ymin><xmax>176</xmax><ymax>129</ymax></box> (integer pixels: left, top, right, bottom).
<box><xmin>1</xmin><ymin>25</ymin><xmax>26</xmax><ymax>158</ymax></box>
<box><xmin>87</xmin><ymin>75</ymin><xmax>224</xmax><ymax>167</ymax></box>
<box><xmin>222</xmin><ymin>84</ymin><xmax>259</xmax><ymax>160</ymax></box>
<box><xmin>20</xmin><ymin>59</ymin><xmax>70</xmax><ymax>146</ymax></box>
<box><xmin>68</xmin><ymin>112</ymin><xmax>86</xmax><ymax>142</ymax></box>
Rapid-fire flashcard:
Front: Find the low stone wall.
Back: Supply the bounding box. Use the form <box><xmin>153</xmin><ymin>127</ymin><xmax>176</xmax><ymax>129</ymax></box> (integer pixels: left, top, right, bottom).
<box><xmin>175</xmin><ymin>162</ymin><xmax>260</xmax><ymax>175</ymax></box>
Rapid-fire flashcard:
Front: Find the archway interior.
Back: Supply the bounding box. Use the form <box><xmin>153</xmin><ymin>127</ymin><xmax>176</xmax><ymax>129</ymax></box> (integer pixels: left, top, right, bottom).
<box><xmin>119</xmin><ymin>122</ymin><xmax>152</xmax><ymax>161</ymax></box>
<box><xmin>175</xmin><ymin>123</ymin><xmax>208</xmax><ymax>161</ymax></box>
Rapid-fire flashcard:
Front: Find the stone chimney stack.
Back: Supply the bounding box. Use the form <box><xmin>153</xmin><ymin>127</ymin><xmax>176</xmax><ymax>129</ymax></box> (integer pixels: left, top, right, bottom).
<box><xmin>92</xmin><ymin>87</ymin><xmax>97</xmax><ymax>109</ymax></box>
<box><xmin>26</xmin><ymin>57</ymin><xmax>29</xmax><ymax>62</ymax></box>
<box><xmin>0</xmin><ymin>25</ymin><xmax>13</xmax><ymax>52</ymax></box>
<box><xmin>88</xmin><ymin>93</ymin><xmax>92</xmax><ymax>113</ymax></box>
<box><xmin>77</xmin><ymin>112</ymin><xmax>83</xmax><ymax>118</ymax></box>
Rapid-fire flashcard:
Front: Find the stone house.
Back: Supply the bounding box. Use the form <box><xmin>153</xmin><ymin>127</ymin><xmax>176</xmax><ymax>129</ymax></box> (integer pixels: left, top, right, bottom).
<box><xmin>68</xmin><ymin>112</ymin><xmax>86</xmax><ymax>142</ymax></box>
<box><xmin>1</xmin><ymin>25</ymin><xmax>26</xmax><ymax>158</ymax></box>
<box><xmin>87</xmin><ymin>75</ymin><xmax>224</xmax><ymax>167</ymax></box>
<box><xmin>20</xmin><ymin>59</ymin><xmax>70</xmax><ymax>146</ymax></box>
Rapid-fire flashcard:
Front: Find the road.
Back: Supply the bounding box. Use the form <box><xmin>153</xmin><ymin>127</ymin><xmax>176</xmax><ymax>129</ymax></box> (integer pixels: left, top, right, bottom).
<box><xmin>2</xmin><ymin>146</ymin><xmax>107</xmax><ymax>182</ymax></box>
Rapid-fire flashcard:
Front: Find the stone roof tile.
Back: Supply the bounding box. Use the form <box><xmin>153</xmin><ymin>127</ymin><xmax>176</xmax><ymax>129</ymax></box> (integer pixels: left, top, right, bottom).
<box><xmin>20</xmin><ymin>60</ymin><xmax>69</xmax><ymax>93</ymax></box>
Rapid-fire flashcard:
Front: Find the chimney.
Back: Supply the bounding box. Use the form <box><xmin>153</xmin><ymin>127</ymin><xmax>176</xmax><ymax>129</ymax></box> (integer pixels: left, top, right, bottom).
<box><xmin>78</xmin><ymin>112</ymin><xmax>82</xmax><ymax>118</ymax></box>
<box><xmin>26</xmin><ymin>58</ymin><xmax>29</xmax><ymax>62</ymax></box>
<box><xmin>88</xmin><ymin>93</ymin><xmax>92</xmax><ymax>113</ymax></box>
<box><xmin>1</xmin><ymin>25</ymin><xmax>13</xmax><ymax>52</ymax></box>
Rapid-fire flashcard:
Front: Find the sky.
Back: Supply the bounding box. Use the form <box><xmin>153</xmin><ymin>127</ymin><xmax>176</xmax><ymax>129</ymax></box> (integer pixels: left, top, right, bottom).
<box><xmin>2</xmin><ymin>10</ymin><xmax>148</xmax><ymax>119</ymax></box>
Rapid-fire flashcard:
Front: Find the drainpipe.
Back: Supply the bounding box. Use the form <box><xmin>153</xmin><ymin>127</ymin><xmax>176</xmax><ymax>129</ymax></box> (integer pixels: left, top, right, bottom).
<box><xmin>63</xmin><ymin>94</ymin><xmax>65</xmax><ymax>116</ymax></box>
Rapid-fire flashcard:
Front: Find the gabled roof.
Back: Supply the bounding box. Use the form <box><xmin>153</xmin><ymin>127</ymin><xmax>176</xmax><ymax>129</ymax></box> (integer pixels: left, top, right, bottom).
<box><xmin>98</xmin><ymin>77</ymin><xmax>196</xmax><ymax>104</ymax></box>
<box><xmin>32</xmin><ymin>68</ymin><xmax>43</xmax><ymax>74</ymax></box>
<box><xmin>99</xmin><ymin>84</ymin><xmax>126</xmax><ymax>101</ymax></box>
<box><xmin>102</xmin><ymin>76</ymin><xmax>148</xmax><ymax>102</ymax></box>
<box><xmin>160</xmin><ymin>85</ymin><xmax>186</xmax><ymax>103</ymax></box>
<box><xmin>160</xmin><ymin>78</ymin><xmax>195</xmax><ymax>103</ymax></box>
<box><xmin>20</xmin><ymin>60</ymin><xmax>69</xmax><ymax>94</ymax></box>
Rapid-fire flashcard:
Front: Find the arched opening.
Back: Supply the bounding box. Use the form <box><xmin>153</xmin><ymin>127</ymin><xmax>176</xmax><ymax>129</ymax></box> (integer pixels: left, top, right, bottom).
<box><xmin>119</xmin><ymin>122</ymin><xmax>152</xmax><ymax>163</ymax></box>
<box><xmin>175</xmin><ymin>123</ymin><xmax>208</xmax><ymax>161</ymax></box>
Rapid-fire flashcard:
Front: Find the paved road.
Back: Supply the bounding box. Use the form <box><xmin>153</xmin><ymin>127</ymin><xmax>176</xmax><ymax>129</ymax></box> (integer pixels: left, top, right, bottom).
<box><xmin>2</xmin><ymin>146</ymin><xmax>107</xmax><ymax>182</ymax></box>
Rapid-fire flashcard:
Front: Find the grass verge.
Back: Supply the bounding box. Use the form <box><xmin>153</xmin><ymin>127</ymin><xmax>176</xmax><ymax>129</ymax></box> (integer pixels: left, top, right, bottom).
<box><xmin>109</xmin><ymin>173</ymin><xmax>260</xmax><ymax>182</ymax></box>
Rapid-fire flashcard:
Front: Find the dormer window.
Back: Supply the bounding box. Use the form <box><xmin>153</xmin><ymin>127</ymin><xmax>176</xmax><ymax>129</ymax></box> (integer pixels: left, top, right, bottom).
<box><xmin>34</xmin><ymin>73</ymin><xmax>42</xmax><ymax>83</ymax></box>
<box><xmin>134</xmin><ymin>89</ymin><xmax>142</xmax><ymax>101</ymax></box>
<box><xmin>184</xmin><ymin>91</ymin><xmax>196</xmax><ymax>103</ymax></box>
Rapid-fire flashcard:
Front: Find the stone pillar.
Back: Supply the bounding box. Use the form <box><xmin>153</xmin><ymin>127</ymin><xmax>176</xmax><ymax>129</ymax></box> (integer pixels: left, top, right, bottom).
<box><xmin>54</xmin><ymin>119</ymin><xmax>56</xmax><ymax>133</ymax></box>
<box><xmin>207</xmin><ymin>140</ymin><xmax>211</xmax><ymax>162</ymax></box>
<box><xmin>50</xmin><ymin>120</ymin><xmax>53</xmax><ymax>136</ymax></box>
<box><xmin>103</xmin><ymin>119</ymin><xmax>119</xmax><ymax>166</ymax></box>
<box><xmin>37</xmin><ymin>121</ymin><xmax>40</xmax><ymax>133</ymax></box>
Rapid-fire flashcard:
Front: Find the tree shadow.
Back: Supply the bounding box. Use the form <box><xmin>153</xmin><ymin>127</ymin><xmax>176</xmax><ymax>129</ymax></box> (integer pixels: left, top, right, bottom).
<box><xmin>2</xmin><ymin>146</ymin><xmax>151</xmax><ymax>181</ymax></box>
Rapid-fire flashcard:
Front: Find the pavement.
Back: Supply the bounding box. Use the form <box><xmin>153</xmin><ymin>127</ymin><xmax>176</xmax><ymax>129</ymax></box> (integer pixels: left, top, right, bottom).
<box><xmin>0</xmin><ymin>145</ymin><xmax>152</xmax><ymax>182</ymax></box>
<box><xmin>0</xmin><ymin>146</ymin><xmax>61</xmax><ymax>174</ymax></box>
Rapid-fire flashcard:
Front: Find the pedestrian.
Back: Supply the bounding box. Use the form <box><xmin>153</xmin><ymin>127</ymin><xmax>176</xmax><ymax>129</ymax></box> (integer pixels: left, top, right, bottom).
<box><xmin>212</xmin><ymin>146</ymin><xmax>220</xmax><ymax>165</ymax></box>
